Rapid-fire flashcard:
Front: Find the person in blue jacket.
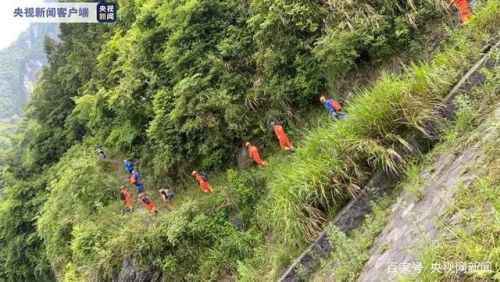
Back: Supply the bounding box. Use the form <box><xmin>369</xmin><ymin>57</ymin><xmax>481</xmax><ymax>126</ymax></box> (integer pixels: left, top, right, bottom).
<box><xmin>135</xmin><ymin>183</ymin><xmax>145</xmax><ymax>195</ymax></box>
<box><xmin>320</xmin><ymin>95</ymin><xmax>346</xmax><ymax>120</ymax></box>
<box><xmin>123</xmin><ymin>159</ymin><xmax>135</xmax><ymax>174</ymax></box>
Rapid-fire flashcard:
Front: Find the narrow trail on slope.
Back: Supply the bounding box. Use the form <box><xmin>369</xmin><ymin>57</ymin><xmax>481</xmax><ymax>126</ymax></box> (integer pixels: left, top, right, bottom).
<box><xmin>278</xmin><ymin>40</ymin><xmax>499</xmax><ymax>282</ymax></box>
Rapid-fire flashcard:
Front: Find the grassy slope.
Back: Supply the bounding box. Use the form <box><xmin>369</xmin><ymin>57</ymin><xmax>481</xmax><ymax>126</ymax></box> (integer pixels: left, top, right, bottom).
<box><xmin>263</xmin><ymin>4</ymin><xmax>498</xmax><ymax>245</ymax></box>
<box><xmin>238</xmin><ymin>2</ymin><xmax>500</xmax><ymax>280</ymax></box>
<box><xmin>311</xmin><ymin>47</ymin><xmax>500</xmax><ymax>281</ymax></box>
<box><xmin>89</xmin><ymin>8</ymin><xmax>447</xmax><ymax>233</ymax></box>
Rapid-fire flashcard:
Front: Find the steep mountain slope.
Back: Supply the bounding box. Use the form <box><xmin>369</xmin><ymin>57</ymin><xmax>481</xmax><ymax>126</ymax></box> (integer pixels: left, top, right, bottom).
<box><xmin>0</xmin><ymin>23</ymin><xmax>58</xmax><ymax>159</ymax></box>
<box><xmin>0</xmin><ymin>0</ymin><xmax>497</xmax><ymax>281</ymax></box>
<box><xmin>0</xmin><ymin>24</ymin><xmax>58</xmax><ymax>121</ymax></box>
<box><xmin>311</xmin><ymin>39</ymin><xmax>499</xmax><ymax>282</ymax></box>
<box><xmin>359</xmin><ymin>104</ymin><xmax>499</xmax><ymax>281</ymax></box>
<box><xmin>359</xmin><ymin>53</ymin><xmax>500</xmax><ymax>282</ymax></box>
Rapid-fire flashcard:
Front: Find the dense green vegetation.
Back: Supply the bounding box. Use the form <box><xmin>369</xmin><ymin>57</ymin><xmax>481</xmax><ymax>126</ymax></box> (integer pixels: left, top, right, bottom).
<box><xmin>0</xmin><ymin>0</ymin><xmax>498</xmax><ymax>281</ymax></box>
<box><xmin>0</xmin><ymin>122</ymin><xmax>16</xmax><ymax>153</ymax></box>
<box><xmin>0</xmin><ymin>22</ymin><xmax>111</xmax><ymax>281</ymax></box>
<box><xmin>238</xmin><ymin>4</ymin><xmax>499</xmax><ymax>279</ymax></box>
<box><xmin>71</xmin><ymin>0</ymin><xmax>448</xmax><ymax>177</ymax></box>
<box><xmin>260</xmin><ymin>3</ymin><xmax>498</xmax><ymax>246</ymax></box>
<box><xmin>312</xmin><ymin>61</ymin><xmax>500</xmax><ymax>280</ymax></box>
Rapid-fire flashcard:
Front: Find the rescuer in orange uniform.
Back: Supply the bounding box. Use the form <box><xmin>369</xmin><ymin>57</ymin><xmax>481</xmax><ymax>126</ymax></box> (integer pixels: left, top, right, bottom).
<box><xmin>271</xmin><ymin>121</ymin><xmax>294</xmax><ymax>152</ymax></box>
<box><xmin>245</xmin><ymin>142</ymin><xmax>267</xmax><ymax>166</ymax></box>
<box><xmin>139</xmin><ymin>193</ymin><xmax>158</xmax><ymax>215</ymax></box>
<box><xmin>192</xmin><ymin>170</ymin><xmax>214</xmax><ymax>193</ymax></box>
<box><xmin>452</xmin><ymin>0</ymin><xmax>472</xmax><ymax>23</ymax></box>
<box><xmin>119</xmin><ymin>186</ymin><xmax>134</xmax><ymax>212</ymax></box>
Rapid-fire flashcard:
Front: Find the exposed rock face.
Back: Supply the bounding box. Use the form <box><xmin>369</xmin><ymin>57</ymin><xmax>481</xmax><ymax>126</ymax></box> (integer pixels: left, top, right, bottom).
<box><xmin>279</xmin><ymin>171</ymin><xmax>399</xmax><ymax>282</ymax></box>
<box><xmin>0</xmin><ymin>23</ymin><xmax>58</xmax><ymax>120</ymax></box>
<box><xmin>358</xmin><ymin>105</ymin><xmax>500</xmax><ymax>281</ymax></box>
<box><xmin>114</xmin><ymin>258</ymin><xmax>162</xmax><ymax>282</ymax></box>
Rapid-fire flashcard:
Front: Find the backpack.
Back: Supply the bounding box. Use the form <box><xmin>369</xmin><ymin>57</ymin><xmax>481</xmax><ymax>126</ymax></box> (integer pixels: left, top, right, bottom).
<box><xmin>200</xmin><ymin>172</ymin><xmax>209</xmax><ymax>181</ymax></box>
<box><xmin>332</xmin><ymin>100</ymin><xmax>342</xmax><ymax>112</ymax></box>
<box><xmin>161</xmin><ymin>190</ymin><xmax>175</xmax><ymax>200</ymax></box>
<box><xmin>129</xmin><ymin>175</ymin><xmax>137</xmax><ymax>185</ymax></box>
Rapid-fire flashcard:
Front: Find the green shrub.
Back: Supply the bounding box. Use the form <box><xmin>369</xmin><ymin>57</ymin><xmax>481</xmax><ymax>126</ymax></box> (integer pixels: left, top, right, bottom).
<box><xmin>37</xmin><ymin>144</ymin><xmax>120</xmax><ymax>275</ymax></box>
<box><xmin>314</xmin><ymin>0</ymin><xmax>448</xmax><ymax>87</ymax></box>
<box><xmin>0</xmin><ymin>177</ymin><xmax>54</xmax><ymax>281</ymax></box>
<box><xmin>260</xmin><ymin>0</ymin><xmax>498</xmax><ymax>249</ymax></box>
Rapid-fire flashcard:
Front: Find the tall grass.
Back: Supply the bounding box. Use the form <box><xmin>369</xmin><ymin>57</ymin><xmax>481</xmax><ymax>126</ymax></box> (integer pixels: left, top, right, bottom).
<box><xmin>260</xmin><ymin>0</ymin><xmax>500</xmax><ymax>246</ymax></box>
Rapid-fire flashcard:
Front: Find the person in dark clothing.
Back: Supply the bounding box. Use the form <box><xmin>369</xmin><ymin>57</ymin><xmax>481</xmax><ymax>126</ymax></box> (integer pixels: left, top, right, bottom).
<box><xmin>96</xmin><ymin>145</ymin><xmax>106</xmax><ymax>159</ymax></box>
<box><xmin>159</xmin><ymin>188</ymin><xmax>175</xmax><ymax>202</ymax></box>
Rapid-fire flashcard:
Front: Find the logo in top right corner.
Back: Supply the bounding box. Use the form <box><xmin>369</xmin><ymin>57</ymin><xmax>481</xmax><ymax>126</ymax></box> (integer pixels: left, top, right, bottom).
<box><xmin>97</xmin><ymin>2</ymin><xmax>116</xmax><ymax>23</ymax></box>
